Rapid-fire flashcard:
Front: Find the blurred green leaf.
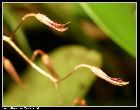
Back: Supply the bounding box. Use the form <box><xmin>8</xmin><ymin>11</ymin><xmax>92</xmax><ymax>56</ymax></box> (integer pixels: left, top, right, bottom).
<box><xmin>3</xmin><ymin>45</ymin><xmax>102</xmax><ymax>106</ymax></box>
<box><xmin>80</xmin><ymin>3</ymin><xmax>136</xmax><ymax>58</ymax></box>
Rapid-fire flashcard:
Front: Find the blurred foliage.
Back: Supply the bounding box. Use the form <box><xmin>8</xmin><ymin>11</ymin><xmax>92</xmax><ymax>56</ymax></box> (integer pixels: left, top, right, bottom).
<box><xmin>3</xmin><ymin>3</ymin><xmax>136</xmax><ymax>106</ymax></box>
<box><xmin>3</xmin><ymin>45</ymin><xmax>102</xmax><ymax>106</ymax></box>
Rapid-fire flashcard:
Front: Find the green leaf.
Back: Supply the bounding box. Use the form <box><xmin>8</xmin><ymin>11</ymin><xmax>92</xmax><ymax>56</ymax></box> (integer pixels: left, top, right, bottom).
<box><xmin>80</xmin><ymin>3</ymin><xmax>136</xmax><ymax>58</ymax></box>
<box><xmin>3</xmin><ymin>45</ymin><xmax>102</xmax><ymax>106</ymax></box>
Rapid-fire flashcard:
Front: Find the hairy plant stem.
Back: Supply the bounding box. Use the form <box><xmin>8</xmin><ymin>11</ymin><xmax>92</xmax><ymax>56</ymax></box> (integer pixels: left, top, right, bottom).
<box><xmin>3</xmin><ymin>13</ymin><xmax>72</xmax><ymax>105</ymax></box>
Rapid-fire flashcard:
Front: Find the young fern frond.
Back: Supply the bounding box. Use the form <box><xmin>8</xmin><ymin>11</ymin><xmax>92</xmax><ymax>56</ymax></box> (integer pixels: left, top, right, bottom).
<box><xmin>3</xmin><ymin>13</ymin><xmax>70</xmax><ymax>105</ymax></box>
<box><xmin>3</xmin><ymin>12</ymin><xmax>129</xmax><ymax>106</ymax></box>
<box><xmin>10</xmin><ymin>13</ymin><xmax>70</xmax><ymax>39</ymax></box>
<box><xmin>60</xmin><ymin>64</ymin><xmax>129</xmax><ymax>86</ymax></box>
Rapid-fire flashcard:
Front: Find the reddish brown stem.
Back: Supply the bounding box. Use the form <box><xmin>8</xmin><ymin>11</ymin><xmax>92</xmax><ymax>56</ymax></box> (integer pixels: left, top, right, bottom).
<box><xmin>32</xmin><ymin>49</ymin><xmax>59</xmax><ymax>79</ymax></box>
